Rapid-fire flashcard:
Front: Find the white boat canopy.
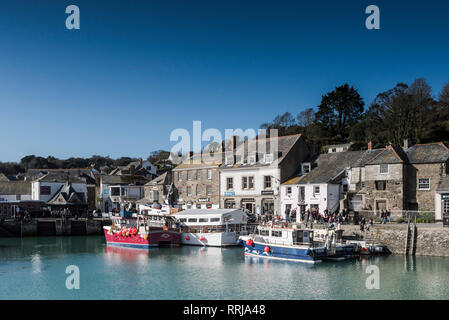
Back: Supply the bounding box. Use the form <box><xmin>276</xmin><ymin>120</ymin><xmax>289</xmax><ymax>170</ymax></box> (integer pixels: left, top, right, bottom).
<box><xmin>173</xmin><ymin>209</ymin><xmax>247</xmax><ymax>226</ymax></box>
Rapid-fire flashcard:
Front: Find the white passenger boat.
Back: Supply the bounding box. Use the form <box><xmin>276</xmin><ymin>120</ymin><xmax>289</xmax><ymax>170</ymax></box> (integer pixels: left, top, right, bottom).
<box><xmin>173</xmin><ymin>209</ymin><xmax>247</xmax><ymax>247</ymax></box>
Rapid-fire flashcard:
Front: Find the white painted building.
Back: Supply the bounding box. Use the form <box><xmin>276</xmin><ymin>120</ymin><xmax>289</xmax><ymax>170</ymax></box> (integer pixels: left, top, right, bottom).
<box><xmin>280</xmin><ymin>150</ymin><xmax>379</xmax><ymax>220</ymax></box>
<box><xmin>31</xmin><ymin>173</ymin><xmax>87</xmax><ymax>203</ymax></box>
<box><xmin>220</xmin><ymin>134</ymin><xmax>310</xmax><ymax>216</ymax></box>
<box><xmin>100</xmin><ymin>175</ymin><xmax>147</xmax><ymax>212</ymax></box>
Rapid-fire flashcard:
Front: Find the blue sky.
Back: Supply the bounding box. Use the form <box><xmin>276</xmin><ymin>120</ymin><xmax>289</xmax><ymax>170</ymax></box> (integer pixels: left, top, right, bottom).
<box><xmin>1</xmin><ymin>0</ymin><xmax>449</xmax><ymax>162</ymax></box>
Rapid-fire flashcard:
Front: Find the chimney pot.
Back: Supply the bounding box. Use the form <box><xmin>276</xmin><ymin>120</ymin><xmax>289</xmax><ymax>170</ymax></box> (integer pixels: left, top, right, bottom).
<box><xmin>368</xmin><ymin>141</ymin><xmax>373</xmax><ymax>150</ymax></box>
<box><xmin>403</xmin><ymin>139</ymin><xmax>409</xmax><ymax>150</ymax></box>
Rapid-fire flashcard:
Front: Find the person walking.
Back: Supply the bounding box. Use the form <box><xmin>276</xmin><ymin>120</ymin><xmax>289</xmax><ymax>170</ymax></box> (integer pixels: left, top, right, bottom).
<box><xmin>306</xmin><ymin>209</ymin><xmax>311</xmax><ymax>227</ymax></box>
<box><xmin>360</xmin><ymin>217</ymin><xmax>366</xmax><ymax>232</ymax></box>
<box><xmin>285</xmin><ymin>207</ymin><xmax>291</xmax><ymax>223</ymax></box>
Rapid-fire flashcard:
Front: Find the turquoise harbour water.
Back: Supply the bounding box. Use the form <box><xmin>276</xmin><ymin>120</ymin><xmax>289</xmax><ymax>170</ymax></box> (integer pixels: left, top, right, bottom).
<box><xmin>0</xmin><ymin>236</ymin><xmax>448</xmax><ymax>300</ymax></box>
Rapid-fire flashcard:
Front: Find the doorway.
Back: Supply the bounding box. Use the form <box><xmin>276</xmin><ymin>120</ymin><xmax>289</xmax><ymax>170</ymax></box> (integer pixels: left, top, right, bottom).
<box><xmin>376</xmin><ymin>200</ymin><xmax>387</xmax><ymax>212</ymax></box>
<box><xmin>262</xmin><ymin>201</ymin><xmax>274</xmax><ymax>215</ymax></box>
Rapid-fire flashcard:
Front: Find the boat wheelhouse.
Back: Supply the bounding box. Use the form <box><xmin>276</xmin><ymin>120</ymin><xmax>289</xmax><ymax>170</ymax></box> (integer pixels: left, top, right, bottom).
<box><xmin>173</xmin><ymin>209</ymin><xmax>247</xmax><ymax>247</ymax></box>
<box><xmin>239</xmin><ymin>224</ymin><xmax>358</xmax><ymax>263</ymax></box>
<box><xmin>103</xmin><ymin>213</ymin><xmax>180</xmax><ymax>249</ymax></box>
<box><xmin>240</xmin><ymin>225</ymin><xmax>327</xmax><ymax>263</ymax></box>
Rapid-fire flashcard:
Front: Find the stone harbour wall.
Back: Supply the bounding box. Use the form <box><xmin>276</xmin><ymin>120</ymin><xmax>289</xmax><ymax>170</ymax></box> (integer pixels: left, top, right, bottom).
<box><xmin>340</xmin><ymin>223</ymin><xmax>449</xmax><ymax>257</ymax></box>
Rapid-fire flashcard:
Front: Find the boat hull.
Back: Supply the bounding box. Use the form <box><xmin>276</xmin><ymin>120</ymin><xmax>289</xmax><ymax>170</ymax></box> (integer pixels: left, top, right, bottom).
<box><xmin>103</xmin><ymin>228</ymin><xmax>180</xmax><ymax>249</ymax></box>
<box><xmin>242</xmin><ymin>241</ymin><xmax>326</xmax><ymax>263</ymax></box>
<box><xmin>181</xmin><ymin>231</ymin><xmax>238</xmax><ymax>247</ymax></box>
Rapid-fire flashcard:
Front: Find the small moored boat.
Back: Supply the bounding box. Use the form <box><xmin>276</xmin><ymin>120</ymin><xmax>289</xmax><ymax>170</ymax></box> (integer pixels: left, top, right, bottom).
<box><xmin>239</xmin><ymin>224</ymin><xmax>358</xmax><ymax>263</ymax></box>
<box><xmin>103</xmin><ymin>213</ymin><xmax>180</xmax><ymax>249</ymax></box>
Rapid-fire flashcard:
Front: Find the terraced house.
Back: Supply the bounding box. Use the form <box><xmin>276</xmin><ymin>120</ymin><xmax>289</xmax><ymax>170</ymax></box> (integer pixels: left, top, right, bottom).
<box><xmin>347</xmin><ymin>141</ymin><xmax>449</xmax><ymax>220</ymax></box>
<box><xmin>220</xmin><ymin>134</ymin><xmax>311</xmax><ymax>216</ymax></box>
<box><xmin>173</xmin><ymin>152</ymin><xmax>224</xmax><ymax>209</ymax></box>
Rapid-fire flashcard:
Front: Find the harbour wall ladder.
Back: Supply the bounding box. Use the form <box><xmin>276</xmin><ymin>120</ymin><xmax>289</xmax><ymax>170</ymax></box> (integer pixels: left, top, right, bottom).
<box><xmin>404</xmin><ymin>213</ymin><xmax>417</xmax><ymax>256</ymax></box>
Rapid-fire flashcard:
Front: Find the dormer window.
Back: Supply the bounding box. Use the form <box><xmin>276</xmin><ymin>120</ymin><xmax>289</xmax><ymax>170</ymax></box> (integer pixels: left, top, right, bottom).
<box><xmin>248</xmin><ymin>154</ymin><xmax>256</xmax><ymax>164</ymax></box>
<box><xmin>301</xmin><ymin>163</ymin><xmax>311</xmax><ymax>174</ymax></box>
<box><xmin>225</xmin><ymin>155</ymin><xmax>234</xmax><ymax>166</ymax></box>
<box><xmin>264</xmin><ymin>154</ymin><xmax>273</xmax><ymax>164</ymax></box>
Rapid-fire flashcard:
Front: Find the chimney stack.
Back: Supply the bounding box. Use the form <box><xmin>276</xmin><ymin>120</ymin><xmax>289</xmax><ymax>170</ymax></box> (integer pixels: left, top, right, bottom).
<box><xmin>368</xmin><ymin>141</ymin><xmax>373</xmax><ymax>151</ymax></box>
<box><xmin>232</xmin><ymin>135</ymin><xmax>238</xmax><ymax>151</ymax></box>
<box><xmin>403</xmin><ymin>139</ymin><xmax>409</xmax><ymax>150</ymax></box>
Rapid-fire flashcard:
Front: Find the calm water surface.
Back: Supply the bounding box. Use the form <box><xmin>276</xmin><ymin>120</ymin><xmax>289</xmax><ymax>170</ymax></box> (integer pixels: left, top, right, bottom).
<box><xmin>0</xmin><ymin>236</ymin><xmax>448</xmax><ymax>299</ymax></box>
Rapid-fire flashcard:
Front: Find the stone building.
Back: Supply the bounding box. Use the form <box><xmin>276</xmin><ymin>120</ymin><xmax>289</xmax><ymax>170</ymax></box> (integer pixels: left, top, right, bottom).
<box><xmin>142</xmin><ymin>171</ymin><xmax>174</xmax><ymax>205</ymax></box>
<box><xmin>347</xmin><ymin>141</ymin><xmax>449</xmax><ymax>219</ymax></box>
<box><xmin>356</xmin><ymin>145</ymin><xmax>407</xmax><ymax>213</ymax></box>
<box><xmin>403</xmin><ymin>142</ymin><xmax>449</xmax><ymax>212</ymax></box>
<box><xmin>281</xmin><ymin>148</ymin><xmax>383</xmax><ymax>219</ymax></box>
<box><xmin>172</xmin><ymin>152</ymin><xmax>223</xmax><ymax>209</ymax></box>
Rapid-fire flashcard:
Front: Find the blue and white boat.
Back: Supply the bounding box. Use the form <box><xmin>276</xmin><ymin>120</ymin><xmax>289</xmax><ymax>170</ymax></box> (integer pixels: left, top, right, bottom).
<box><xmin>239</xmin><ymin>224</ymin><xmax>357</xmax><ymax>264</ymax></box>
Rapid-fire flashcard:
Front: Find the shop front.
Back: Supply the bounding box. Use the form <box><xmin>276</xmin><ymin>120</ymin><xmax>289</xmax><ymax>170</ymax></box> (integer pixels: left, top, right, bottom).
<box><xmin>241</xmin><ymin>198</ymin><xmax>256</xmax><ymax>213</ymax></box>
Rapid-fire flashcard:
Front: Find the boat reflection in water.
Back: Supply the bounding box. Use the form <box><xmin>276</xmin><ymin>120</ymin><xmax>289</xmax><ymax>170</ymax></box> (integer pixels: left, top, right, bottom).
<box><xmin>104</xmin><ymin>245</ymin><xmax>151</xmax><ymax>267</ymax></box>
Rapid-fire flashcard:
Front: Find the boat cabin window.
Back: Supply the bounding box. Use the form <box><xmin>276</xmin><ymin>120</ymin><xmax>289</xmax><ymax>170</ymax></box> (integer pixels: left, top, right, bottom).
<box><xmin>188</xmin><ymin>218</ymin><xmax>198</xmax><ymax>222</ymax></box>
<box><xmin>271</xmin><ymin>230</ymin><xmax>282</xmax><ymax>237</ymax></box>
<box><xmin>210</xmin><ymin>218</ymin><xmax>220</xmax><ymax>222</ymax></box>
<box><xmin>259</xmin><ymin>229</ymin><xmax>269</xmax><ymax>236</ymax></box>
<box><xmin>179</xmin><ymin>218</ymin><xmax>187</xmax><ymax>222</ymax></box>
<box><xmin>199</xmin><ymin>218</ymin><xmax>208</xmax><ymax>223</ymax></box>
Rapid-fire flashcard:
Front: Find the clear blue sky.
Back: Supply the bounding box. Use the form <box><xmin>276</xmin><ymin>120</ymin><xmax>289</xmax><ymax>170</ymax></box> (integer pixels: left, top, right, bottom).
<box><xmin>1</xmin><ymin>0</ymin><xmax>449</xmax><ymax>162</ymax></box>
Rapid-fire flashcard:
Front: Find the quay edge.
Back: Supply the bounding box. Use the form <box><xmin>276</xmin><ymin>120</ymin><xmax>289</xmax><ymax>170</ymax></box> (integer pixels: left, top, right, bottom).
<box><xmin>0</xmin><ymin>218</ymin><xmax>112</xmax><ymax>237</ymax></box>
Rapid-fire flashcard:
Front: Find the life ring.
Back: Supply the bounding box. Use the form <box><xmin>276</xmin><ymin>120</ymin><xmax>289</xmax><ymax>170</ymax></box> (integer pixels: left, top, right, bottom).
<box><xmin>264</xmin><ymin>246</ymin><xmax>270</xmax><ymax>253</ymax></box>
<box><xmin>185</xmin><ymin>235</ymin><xmax>190</xmax><ymax>241</ymax></box>
<box><xmin>246</xmin><ymin>239</ymin><xmax>254</xmax><ymax>246</ymax></box>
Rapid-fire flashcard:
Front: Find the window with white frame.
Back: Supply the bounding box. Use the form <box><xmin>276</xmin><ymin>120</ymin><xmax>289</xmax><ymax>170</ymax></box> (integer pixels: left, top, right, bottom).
<box><xmin>314</xmin><ymin>186</ymin><xmax>320</xmax><ymax>194</ymax></box>
<box><xmin>187</xmin><ymin>186</ymin><xmax>192</xmax><ymax>196</ymax></box>
<box><xmin>264</xmin><ymin>154</ymin><xmax>273</xmax><ymax>164</ymax></box>
<box><xmin>227</xmin><ymin>177</ymin><xmax>233</xmax><ymax>190</ymax></box>
<box><xmin>187</xmin><ymin>171</ymin><xmax>192</xmax><ymax>180</ymax></box>
<box><xmin>418</xmin><ymin>178</ymin><xmax>430</xmax><ymax>190</ymax></box>
<box><xmin>301</xmin><ymin>163</ymin><xmax>311</xmax><ymax>174</ymax></box>
<box><xmin>196</xmin><ymin>185</ymin><xmax>201</xmax><ymax>195</ymax></box>
<box><xmin>206</xmin><ymin>185</ymin><xmax>212</xmax><ymax>195</ymax></box>
<box><xmin>379</xmin><ymin>164</ymin><xmax>389</xmax><ymax>174</ymax></box>
<box><xmin>207</xmin><ymin>169</ymin><xmax>212</xmax><ymax>180</ymax></box>
<box><xmin>248</xmin><ymin>176</ymin><xmax>254</xmax><ymax>189</ymax></box>
<box><xmin>196</xmin><ymin>170</ymin><xmax>201</xmax><ymax>180</ymax></box>
<box><xmin>248</xmin><ymin>154</ymin><xmax>256</xmax><ymax>164</ymax></box>
<box><xmin>242</xmin><ymin>177</ymin><xmax>248</xmax><ymax>189</ymax></box>
<box><xmin>178</xmin><ymin>171</ymin><xmax>182</xmax><ymax>181</ymax></box>
<box><xmin>264</xmin><ymin>176</ymin><xmax>272</xmax><ymax>189</ymax></box>
<box><xmin>286</xmin><ymin>187</ymin><xmax>292</xmax><ymax>196</ymax></box>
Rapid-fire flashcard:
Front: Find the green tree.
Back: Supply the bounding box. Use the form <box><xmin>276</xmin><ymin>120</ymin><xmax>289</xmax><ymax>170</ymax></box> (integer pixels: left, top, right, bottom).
<box><xmin>315</xmin><ymin>84</ymin><xmax>364</xmax><ymax>141</ymax></box>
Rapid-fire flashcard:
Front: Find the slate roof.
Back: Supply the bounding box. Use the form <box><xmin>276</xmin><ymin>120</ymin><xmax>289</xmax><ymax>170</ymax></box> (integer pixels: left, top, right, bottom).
<box><xmin>365</xmin><ymin>145</ymin><xmax>406</xmax><ymax>165</ymax></box>
<box><xmin>173</xmin><ymin>153</ymin><xmax>224</xmax><ymax>170</ymax></box>
<box><xmin>36</xmin><ymin>172</ymin><xmax>86</xmax><ymax>184</ymax></box>
<box><xmin>283</xmin><ymin>149</ymin><xmax>383</xmax><ymax>185</ymax></box>
<box><xmin>100</xmin><ymin>174</ymin><xmax>149</xmax><ymax>185</ymax></box>
<box><xmin>0</xmin><ymin>173</ymin><xmax>18</xmax><ymax>181</ymax></box>
<box><xmin>221</xmin><ymin>134</ymin><xmax>305</xmax><ymax>169</ymax></box>
<box><xmin>405</xmin><ymin>143</ymin><xmax>449</xmax><ymax>164</ymax></box>
<box><xmin>47</xmin><ymin>183</ymin><xmax>86</xmax><ymax>205</ymax></box>
<box><xmin>0</xmin><ymin>181</ymin><xmax>32</xmax><ymax>195</ymax></box>
<box><xmin>145</xmin><ymin>172</ymin><xmax>169</xmax><ymax>186</ymax></box>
